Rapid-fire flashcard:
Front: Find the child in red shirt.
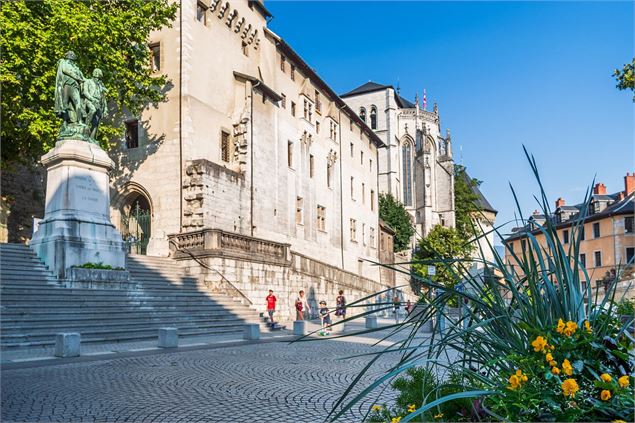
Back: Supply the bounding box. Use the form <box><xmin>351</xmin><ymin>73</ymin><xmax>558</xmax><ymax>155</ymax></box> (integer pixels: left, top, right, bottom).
<box><xmin>266</xmin><ymin>290</ymin><xmax>277</xmax><ymax>324</ymax></box>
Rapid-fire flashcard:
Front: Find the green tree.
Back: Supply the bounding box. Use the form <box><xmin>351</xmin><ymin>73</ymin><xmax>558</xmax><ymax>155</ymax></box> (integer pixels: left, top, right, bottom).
<box><xmin>379</xmin><ymin>193</ymin><xmax>415</xmax><ymax>252</ymax></box>
<box><xmin>453</xmin><ymin>164</ymin><xmax>482</xmax><ymax>240</ymax></box>
<box><xmin>413</xmin><ymin>225</ymin><xmax>474</xmax><ymax>304</ymax></box>
<box><xmin>614</xmin><ymin>59</ymin><xmax>635</xmax><ymax>101</ymax></box>
<box><xmin>0</xmin><ymin>0</ymin><xmax>178</xmax><ymax>165</ymax></box>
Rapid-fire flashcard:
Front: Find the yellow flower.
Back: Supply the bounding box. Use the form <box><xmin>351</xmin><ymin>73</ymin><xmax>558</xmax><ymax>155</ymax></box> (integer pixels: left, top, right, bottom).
<box><xmin>561</xmin><ymin>378</ymin><xmax>579</xmax><ymax>398</ymax></box>
<box><xmin>556</xmin><ymin>318</ymin><xmax>565</xmax><ymax>333</ymax></box>
<box><xmin>612</xmin><ymin>420</ymin><xmax>626</xmax><ymax>423</ymax></box>
<box><xmin>371</xmin><ymin>405</ymin><xmax>381</xmax><ymax>412</ymax></box>
<box><xmin>550</xmin><ymin>344</ymin><xmax>555</xmax><ymax>351</ymax></box>
<box><xmin>549</xmin><ymin>360</ymin><xmax>557</xmax><ymax>367</ymax></box>
<box><xmin>545</xmin><ymin>353</ymin><xmax>553</xmax><ymax>362</ymax></box>
<box><xmin>584</xmin><ymin>320</ymin><xmax>592</xmax><ymax>333</ymax></box>
<box><xmin>552</xmin><ymin>367</ymin><xmax>561</xmax><ymax>375</ymax></box>
<box><xmin>531</xmin><ymin>336</ymin><xmax>548</xmax><ymax>352</ymax></box>
<box><xmin>434</xmin><ymin>413</ymin><xmax>444</xmax><ymax>419</ymax></box>
<box><xmin>600</xmin><ymin>373</ymin><xmax>612</xmax><ymax>383</ymax></box>
<box><xmin>562</xmin><ymin>359</ymin><xmax>573</xmax><ymax>376</ymax></box>
<box><xmin>391</xmin><ymin>417</ymin><xmax>401</xmax><ymax>423</ymax></box>
<box><xmin>508</xmin><ymin>374</ymin><xmax>521</xmax><ymax>390</ymax></box>
<box><xmin>618</xmin><ymin>375</ymin><xmax>630</xmax><ymax>388</ymax></box>
<box><xmin>407</xmin><ymin>404</ymin><xmax>416</xmax><ymax>413</ymax></box>
<box><xmin>600</xmin><ymin>389</ymin><xmax>612</xmax><ymax>401</ymax></box>
<box><xmin>563</xmin><ymin>321</ymin><xmax>578</xmax><ymax>336</ymax></box>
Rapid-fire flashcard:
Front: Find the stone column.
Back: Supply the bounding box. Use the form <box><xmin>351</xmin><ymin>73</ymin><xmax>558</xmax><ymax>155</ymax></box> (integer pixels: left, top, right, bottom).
<box><xmin>30</xmin><ymin>140</ymin><xmax>126</xmax><ymax>278</ymax></box>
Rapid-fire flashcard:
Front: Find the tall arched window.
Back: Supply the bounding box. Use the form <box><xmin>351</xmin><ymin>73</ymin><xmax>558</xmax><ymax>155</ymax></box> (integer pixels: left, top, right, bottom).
<box><xmin>370</xmin><ymin>106</ymin><xmax>377</xmax><ymax>129</ymax></box>
<box><xmin>359</xmin><ymin>107</ymin><xmax>366</xmax><ymax>122</ymax></box>
<box><xmin>402</xmin><ymin>141</ymin><xmax>413</xmax><ymax>206</ymax></box>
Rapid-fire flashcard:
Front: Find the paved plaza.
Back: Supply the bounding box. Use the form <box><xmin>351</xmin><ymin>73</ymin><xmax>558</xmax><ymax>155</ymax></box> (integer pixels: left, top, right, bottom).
<box><xmin>1</xmin><ymin>323</ymin><xmax>411</xmax><ymax>423</ymax></box>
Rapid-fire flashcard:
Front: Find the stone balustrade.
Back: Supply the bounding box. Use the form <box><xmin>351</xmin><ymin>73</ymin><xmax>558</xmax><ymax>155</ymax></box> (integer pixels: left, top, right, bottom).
<box><xmin>168</xmin><ymin>228</ymin><xmax>291</xmax><ymax>266</ymax></box>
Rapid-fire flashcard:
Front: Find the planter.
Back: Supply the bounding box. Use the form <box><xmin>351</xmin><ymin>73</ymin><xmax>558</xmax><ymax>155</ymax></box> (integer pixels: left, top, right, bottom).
<box><xmin>410</xmin><ymin>304</ymin><xmax>433</xmax><ymax>333</ymax></box>
<box><xmin>64</xmin><ymin>267</ymin><xmax>135</xmax><ymax>289</ymax></box>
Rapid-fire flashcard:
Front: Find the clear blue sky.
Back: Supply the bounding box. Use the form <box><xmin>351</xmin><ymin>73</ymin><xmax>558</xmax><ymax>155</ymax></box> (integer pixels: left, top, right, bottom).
<box><xmin>266</xmin><ymin>1</ymin><xmax>634</xmax><ymax>244</ymax></box>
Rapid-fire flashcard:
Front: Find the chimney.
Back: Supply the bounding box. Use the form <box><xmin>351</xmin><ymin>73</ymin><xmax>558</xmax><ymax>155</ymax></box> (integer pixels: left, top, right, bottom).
<box><xmin>625</xmin><ymin>172</ymin><xmax>635</xmax><ymax>195</ymax></box>
<box><xmin>593</xmin><ymin>183</ymin><xmax>607</xmax><ymax>195</ymax></box>
<box><xmin>555</xmin><ymin>198</ymin><xmax>565</xmax><ymax>209</ymax></box>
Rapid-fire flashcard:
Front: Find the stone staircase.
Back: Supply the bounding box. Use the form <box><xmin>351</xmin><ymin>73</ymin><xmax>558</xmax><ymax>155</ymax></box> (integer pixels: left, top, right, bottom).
<box><xmin>0</xmin><ymin>243</ymin><xmax>261</xmax><ymax>350</ymax></box>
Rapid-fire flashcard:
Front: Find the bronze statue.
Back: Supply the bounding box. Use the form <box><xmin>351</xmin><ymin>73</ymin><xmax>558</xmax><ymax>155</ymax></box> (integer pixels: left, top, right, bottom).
<box><xmin>54</xmin><ymin>51</ymin><xmax>107</xmax><ymax>143</ymax></box>
<box><xmin>83</xmin><ymin>68</ymin><xmax>107</xmax><ymax>140</ymax></box>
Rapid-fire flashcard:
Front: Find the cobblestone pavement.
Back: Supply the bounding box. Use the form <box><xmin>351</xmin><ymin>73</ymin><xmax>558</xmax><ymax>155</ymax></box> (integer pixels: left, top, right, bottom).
<box><xmin>1</xmin><ymin>329</ymin><xmax>409</xmax><ymax>423</ymax></box>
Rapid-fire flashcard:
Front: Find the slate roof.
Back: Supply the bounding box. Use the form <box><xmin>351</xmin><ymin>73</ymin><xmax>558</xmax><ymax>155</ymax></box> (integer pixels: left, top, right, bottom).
<box><xmin>341</xmin><ymin>81</ymin><xmax>417</xmax><ymax>109</ymax></box>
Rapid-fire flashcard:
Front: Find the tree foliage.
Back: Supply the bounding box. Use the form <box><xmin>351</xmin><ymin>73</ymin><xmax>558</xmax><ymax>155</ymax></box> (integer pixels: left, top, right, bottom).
<box><xmin>454</xmin><ymin>164</ymin><xmax>482</xmax><ymax>240</ymax></box>
<box><xmin>613</xmin><ymin>58</ymin><xmax>635</xmax><ymax>101</ymax></box>
<box><xmin>0</xmin><ymin>0</ymin><xmax>178</xmax><ymax>165</ymax></box>
<box><xmin>413</xmin><ymin>224</ymin><xmax>475</xmax><ymax>303</ymax></box>
<box><xmin>379</xmin><ymin>193</ymin><xmax>415</xmax><ymax>252</ymax></box>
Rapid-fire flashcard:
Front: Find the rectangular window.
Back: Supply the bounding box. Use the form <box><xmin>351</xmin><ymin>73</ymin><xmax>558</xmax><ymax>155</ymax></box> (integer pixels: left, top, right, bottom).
<box><xmin>362</xmin><ymin>183</ymin><xmax>365</xmax><ymax>204</ymax></box>
<box><xmin>370</xmin><ymin>227</ymin><xmax>375</xmax><ymax>248</ymax></box>
<box><xmin>627</xmin><ymin>247</ymin><xmax>635</xmax><ymax>264</ymax></box>
<box><xmin>290</xmin><ymin>65</ymin><xmax>295</xmax><ymax>81</ymax></box>
<box><xmin>221</xmin><ymin>130</ymin><xmax>231</xmax><ymax>162</ymax></box>
<box><xmin>350</xmin><ymin>177</ymin><xmax>354</xmax><ymax>199</ymax></box>
<box><xmin>594</xmin><ymin>251</ymin><xmax>602</xmax><ymax>267</ymax></box>
<box><xmin>580</xmin><ymin>225</ymin><xmax>585</xmax><ymax>241</ymax></box>
<box><xmin>327</xmin><ymin>164</ymin><xmax>333</xmax><ymax>188</ymax></box>
<box><xmin>370</xmin><ymin>190</ymin><xmax>375</xmax><ymax>211</ymax></box>
<box><xmin>580</xmin><ymin>253</ymin><xmax>586</xmax><ymax>268</ymax></box>
<box><xmin>291</xmin><ymin>101</ymin><xmax>296</xmax><ymax>117</ymax></box>
<box><xmin>362</xmin><ymin>223</ymin><xmax>366</xmax><ymax>246</ymax></box>
<box><xmin>296</xmin><ymin>197</ymin><xmax>303</xmax><ymax>225</ymax></box>
<box><xmin>125</xmin><ymin>119</ymin><xmax>139</xmax><ymax>149</ymax></box>
<box><xmin>625</xmin><ymin>216</ymin><xmax>633</xmax><ymax>234</ymax></box>
<box><xmin>303</xmin><ymin>99</ymin><xmax>308</xmax><ymax>120</ymax></box>
<box><xmin>593</xmin><ymin>222</ymin><xmax>600</xmax><ymax>238</ymax></box>
<box><xmin>196</xmin><ymin>1</ymin><xmax>207</xmax><ymax>24</ymax></box>
<box><xmin>149</xmin><ymin>43</ymin><xmax>161</xmax><ymax>72</ymax></box>
<box><xmin>317</xmin><ymin>205</ymin><xmax>326</xmax><ymax>231</ymax></box>
<box><xmin>316</xmin><ymin>121</ymin><xmax>320</xmax><ymax>133</ymax></box>
<box><xmin>350</xmin><ymin>142</ymin><xmax>354</xmax><ymax>157</ymax></box>
<box><xmin>309</xmin><ymin>154</ymin><xmax>314</xmax><ymax>178</ymax></box>
<box><xmin>562</xmin><ymin>229</ymin><xmax>569</xmax><ymax>244</ymax></box>
<box><xmin>315</xmin><ymin>90</ymin><xmax>321</xmax><ymax>113</ymax></box>
<box><xmin>281</xmin><ymin>93</ymin><xmax>286</xmax><ymax>109</ymax></box>
<box><xmin>361</xmin><ymin>151</ymin><xmax>364</xmax><ymax>165</ymax></box>
<box><xmin>350</xmin><ymin>218</ymin><xmax>357</xmax><ymax>241</ymax></box>
<box><xmin>287</xmin><ymin>141</ymin><xmax>293</xmax><ymax>168</ymax></box>
<box><xmin>280</xmin><ymin>54</ymin><xmax>286</xmax><ymax>72</ymax></box>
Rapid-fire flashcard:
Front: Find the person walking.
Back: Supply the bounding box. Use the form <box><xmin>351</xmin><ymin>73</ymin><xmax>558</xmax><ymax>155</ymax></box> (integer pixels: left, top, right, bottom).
<box><xmin>392</xmin><ymin>294</ymin><xmax>401</xmax><ymax>324</ymax></box>
<box><xmin>294</xmin><ymin>290</ymin><xmax>311</xmax><ymax>321</ymax></box>
<box><xmin>265</xmin><ymin>290</ymin><xmax>277</xmax><ymax>325</ymax></box>
<box><xmin>335</xmin><ymin>290</ymin><xmax>347</xmax><ymax>321</ymax></box>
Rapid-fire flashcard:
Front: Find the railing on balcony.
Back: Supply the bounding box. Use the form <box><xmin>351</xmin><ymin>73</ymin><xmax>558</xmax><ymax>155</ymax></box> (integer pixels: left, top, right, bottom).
<box><xmin>168</xmin><ymin>228</ymin><xmax>291</xmax><ymax>265</ymax></box>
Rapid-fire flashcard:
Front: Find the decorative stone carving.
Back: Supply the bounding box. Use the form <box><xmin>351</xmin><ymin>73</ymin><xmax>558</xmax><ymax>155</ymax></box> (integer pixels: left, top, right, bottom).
<box><xmin>242</xmin><ymin>24</ymin><xmax>251</xmax><ymax>39</ymax></box>
<box><xmin>218</xmin><ymin>2</ymin><xmax>229</xmax><ymax>19</ymax></box>
<box><xmin>233</xmin><ymin>118</ymin><xmax>248</xmax><ymax>173</ymax></box>
<box><xmin>234</xmin><ymin>17</ymin><xmax>245</xmax><ymax>33</ymax></box>
<box><xmin>226</xmin><ymin>9</ymin><xmax>237</xmax><ymax>27</ymax></box>
<box><xmin>327</xmin><ymin>149</ymin><xmax>338</xmax><ymax>166</ymax></box>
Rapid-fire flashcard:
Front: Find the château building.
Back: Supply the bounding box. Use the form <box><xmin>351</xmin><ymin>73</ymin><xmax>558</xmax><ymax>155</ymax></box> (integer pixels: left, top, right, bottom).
<box><xmin>341</xmin><ymin>82</ymin><xmax>456</xmax><ymax>241</ymax></box>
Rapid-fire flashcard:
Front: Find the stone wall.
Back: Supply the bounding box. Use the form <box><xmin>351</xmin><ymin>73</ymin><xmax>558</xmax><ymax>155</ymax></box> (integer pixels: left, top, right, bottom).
<box><xmin>169</xmin><ymin>229</ymin><xmax>391</xmax><ymax>322</ymax></box>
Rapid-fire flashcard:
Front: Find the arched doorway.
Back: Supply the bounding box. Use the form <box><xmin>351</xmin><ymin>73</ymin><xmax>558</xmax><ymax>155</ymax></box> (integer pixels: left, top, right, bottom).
<box><xmin>114</xmin><ymin>184</ymin><xmax>153</xmax><ymax>255</ymax></box>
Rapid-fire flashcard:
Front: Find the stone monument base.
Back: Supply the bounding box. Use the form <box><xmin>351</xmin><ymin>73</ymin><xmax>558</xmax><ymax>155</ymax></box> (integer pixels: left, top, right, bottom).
<box><xmin>30</xmin><ymin>140</ymin><xmax>126</xmax><ymax>279</ymax></box>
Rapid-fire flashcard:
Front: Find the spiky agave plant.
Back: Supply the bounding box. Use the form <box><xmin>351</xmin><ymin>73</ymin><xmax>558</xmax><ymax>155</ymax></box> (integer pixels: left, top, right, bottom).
<box><xmin>325</xmin><ymin>148</ymin><xmax>634</xmax><ymax>422</ymax></box>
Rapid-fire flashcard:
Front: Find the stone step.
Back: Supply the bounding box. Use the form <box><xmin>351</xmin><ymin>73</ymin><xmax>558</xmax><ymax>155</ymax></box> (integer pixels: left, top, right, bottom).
<box><xmin>1</xmin><ymin>326</ymin><xmax>245</xmax><ymax>349</ymax></box>
<box><xmin>1</xmin><ymin>315</ymin><xmax>252</xmax><ymax>332</ymax></box>
<box><xmin>0</xmin><ymin>287</ymin><xmax>232</xmax><ymax>298</ymax></box>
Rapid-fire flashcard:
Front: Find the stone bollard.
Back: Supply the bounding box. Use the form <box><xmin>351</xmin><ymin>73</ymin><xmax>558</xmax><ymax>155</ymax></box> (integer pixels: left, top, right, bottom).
<box><xmin>158</xmin><ymin>327</ymin><xmax>178</xmax><ymax>348</ymax></box>
<box><xmin>293</xmin><ymin>320</ymin><xmax>306</xmax><ymax>336</ymax></box>
<box><xmin>365</xmin><ymin>316</ymin><xmax>378</xmax><ymax>329</ymax></box>
<box><xmin>54</xmin><ymin>332</ymin><xmax>81</xmax><ymax>358</ymax></box>
<box><xmin>243</xmin><ymin>324</ymin><xmax>260</xmax><ymax>340</ymax></box>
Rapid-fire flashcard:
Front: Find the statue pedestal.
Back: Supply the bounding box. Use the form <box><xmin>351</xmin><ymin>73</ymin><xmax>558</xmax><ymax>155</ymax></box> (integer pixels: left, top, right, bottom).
<box><xmin>30</xmin><ymin>140</ymin><xmax>125</xmax><ymax>278</ymax></box>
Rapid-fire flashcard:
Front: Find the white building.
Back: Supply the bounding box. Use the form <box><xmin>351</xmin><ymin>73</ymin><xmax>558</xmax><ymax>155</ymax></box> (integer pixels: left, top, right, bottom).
<box><xmin>341</xmin><ymin>82</ymin><xmax>455</xmax><ymax>242</ymax></box>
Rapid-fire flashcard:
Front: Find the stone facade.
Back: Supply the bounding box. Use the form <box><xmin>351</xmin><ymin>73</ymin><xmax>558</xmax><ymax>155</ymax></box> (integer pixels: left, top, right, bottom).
<box><xmin>109</xmin><ymin>0</ymin><xmax>388</xmax><ymax>289</ymax></box>
<box><xmin>341</xmin><ymin>83</ymin><xmax>455</xmax><ymax>241</ymax></box>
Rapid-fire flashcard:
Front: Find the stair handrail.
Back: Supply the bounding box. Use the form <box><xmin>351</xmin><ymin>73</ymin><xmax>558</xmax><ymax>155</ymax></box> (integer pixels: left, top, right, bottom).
<box><xmin>168</xmin><ymin>238</ymin><xmax>254</xmax><ymax>307</ymax></box>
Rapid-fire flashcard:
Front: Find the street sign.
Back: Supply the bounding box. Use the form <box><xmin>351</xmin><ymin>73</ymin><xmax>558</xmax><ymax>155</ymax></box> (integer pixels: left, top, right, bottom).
<box><xmin>427</xmin><ymin>265</ymin><xmax>436</xmax><ymax>276</ymax></box>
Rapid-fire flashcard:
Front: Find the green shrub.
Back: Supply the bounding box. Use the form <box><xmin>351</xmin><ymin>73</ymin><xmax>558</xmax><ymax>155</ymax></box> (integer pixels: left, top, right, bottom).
<box><xmin>72</xmin><ymin>262</ymin><xmax>124</xmax><ymax>271</ymax></box>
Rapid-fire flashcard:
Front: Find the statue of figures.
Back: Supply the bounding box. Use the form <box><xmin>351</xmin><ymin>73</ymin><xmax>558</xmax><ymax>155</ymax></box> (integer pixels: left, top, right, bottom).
<box><xmin>54</xmin><ymin>51</ymin><xmax>85</xmax><ymax>127</ymax></box>
<box><xmin>83</xmin><ymin>68</ymin><xmax>107</xmax><ymax>141</ymax></box>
